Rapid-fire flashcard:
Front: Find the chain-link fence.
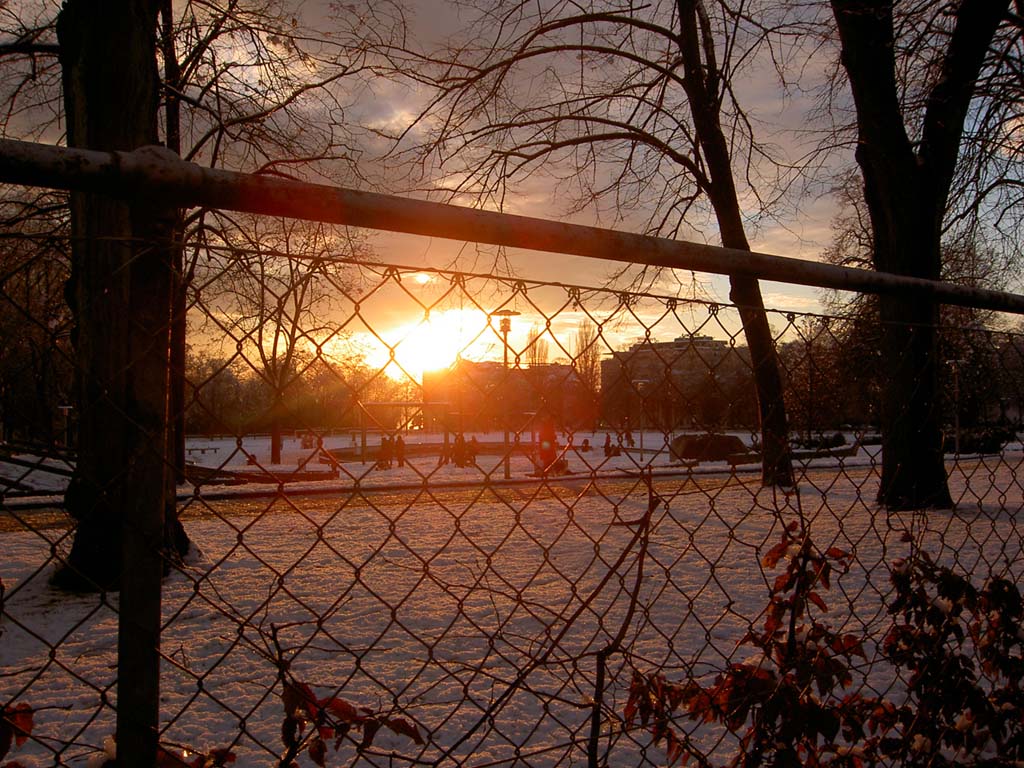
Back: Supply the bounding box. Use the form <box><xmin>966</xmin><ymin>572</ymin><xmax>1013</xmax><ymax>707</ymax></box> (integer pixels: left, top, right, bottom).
<box><xmin>3</xmin><ymin>147</ymin><xmax>1024</xmax><ymax>767</ymax></box>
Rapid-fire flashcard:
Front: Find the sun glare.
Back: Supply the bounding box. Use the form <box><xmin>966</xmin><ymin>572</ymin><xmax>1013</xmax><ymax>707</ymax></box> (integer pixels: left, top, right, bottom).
<box><xmin>367</xmin><ymin>308</ymin><xmax>492</xmax><ymax>381</ymax></box>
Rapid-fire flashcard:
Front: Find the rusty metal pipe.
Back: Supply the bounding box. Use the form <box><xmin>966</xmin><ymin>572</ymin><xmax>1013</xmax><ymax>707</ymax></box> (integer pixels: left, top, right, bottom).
<box><xmin>2</xmin><ymin>138</ymin><xmax>1023</xmax><ymax>314</ymax></box>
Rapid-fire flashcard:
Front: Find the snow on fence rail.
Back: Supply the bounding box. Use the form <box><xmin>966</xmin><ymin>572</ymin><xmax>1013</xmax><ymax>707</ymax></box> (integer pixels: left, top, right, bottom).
<box><xmin>2</xmin><ymin>140</ymin><xmax>1024</xmax><ymax>766</ymax></box>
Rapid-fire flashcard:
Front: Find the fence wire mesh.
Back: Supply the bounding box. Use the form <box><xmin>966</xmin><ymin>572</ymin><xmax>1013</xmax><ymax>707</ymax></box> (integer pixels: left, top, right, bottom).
<box><xmin>3</xmin><ymin>222</ymin><xmax>1024</xmax><ymax>767</ymax></box>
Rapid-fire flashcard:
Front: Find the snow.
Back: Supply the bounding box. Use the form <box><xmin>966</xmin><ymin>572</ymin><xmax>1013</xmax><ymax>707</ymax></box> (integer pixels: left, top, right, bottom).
<box><xmin>2</xmin><ymin>436</ymin><xmax>1024</xmax><ymax>766</ymax></box>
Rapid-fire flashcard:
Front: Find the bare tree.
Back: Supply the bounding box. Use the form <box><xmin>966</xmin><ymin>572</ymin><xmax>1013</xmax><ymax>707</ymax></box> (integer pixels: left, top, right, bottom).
<box><xmin>380</xmin><ymin>0</ymin><xmax>795</xmax><ymax>484</ymax></box>
<box><xmin>161</xmin><ymin>0</ymin><xmax>401</xmax><ymax>479</ymax></box>
<box><xmin>937</xmin><ymin>5</ymin><xmax>1024</xmax><ymax>272</ymax></box>
<box><xmin>829</xmin><ymin>0</ymin><xmax>1009</xmax><ymax>509</ymax></box>
<box><xmin>526</xmin><ymin>324</ymin><xmax>550</xmax><ymax>368</ymax></box>
<box><xmin>0</xmin><ymin>193</ymin><xmax>72</xmax><ymax>445</ymax></box>
<box><xmin>0</xmin><ymin>0</ymin><xmax>402</xmax><ymax>581</ymax></box>
<box><xmin>197</xmin><ymin>216</ymin><xmax>358</xmax><ymax>464</ymax></box>
<box><xmin>53</xmin><ymin>0</ymin><xmax>187</xmax><ymax>600</ymax></box>
<box><xmin>573</xmin><ymin>319</ymin><xmax>602</xmax><ymax>396</ymax></box>
<box><xmin>674</xmin><ymin>0</ymin><xmax>793</xmax><ymax>484</ymax></box>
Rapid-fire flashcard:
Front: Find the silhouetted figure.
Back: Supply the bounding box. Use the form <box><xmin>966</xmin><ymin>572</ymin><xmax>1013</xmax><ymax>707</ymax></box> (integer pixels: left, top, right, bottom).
<box><xmin>378</xmin><ymin>435</ymin><xmax>392</xmax><ymax>469</ymax></box>
<box><xmin>581</xmin><ymin>437</ymin><xmax>590</xmax><ymax>453</ymax></box>
<box><xmin>453</xmin><ymin>433</ymin><xmax>467</xmax><ymax>468</ymax></box>
<box><xmin>468</xmin><ymin>436</ymin><xmax>480</xmax><ymax>465</ymax></box>
<box><xmin>603</xmin><ymin>433</ymin><xmax>612</xmax><ymax>457</ymax></box>
<box><xmin>395</xmin><ymin>435</ymin><xmax>406</xmax><ymax>467</ymax></box>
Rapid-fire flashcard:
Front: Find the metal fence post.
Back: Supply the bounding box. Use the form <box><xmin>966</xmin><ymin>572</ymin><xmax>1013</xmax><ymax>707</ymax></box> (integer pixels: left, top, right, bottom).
<box><xmin>116</xmin><ymin>216</ymin><xmax>174</xmax><ymax>767</ymax></box>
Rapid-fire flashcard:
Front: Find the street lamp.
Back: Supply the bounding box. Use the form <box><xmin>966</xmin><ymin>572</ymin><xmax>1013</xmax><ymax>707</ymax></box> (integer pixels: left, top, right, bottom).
<box><xmin>632</xmin><ymin>379</ymin><xmax>650</xmax><ymax>458</ymax></box>
<box><xmin>492</xmin><ymin>309</ymin><xmax>520</xmax><ymax>478</ymax></box>
<box><xmin>58</xmin><ymin>404</ymin><xmax>73</xmax><ymax>447</ymax></box>
<box><xmin>948</xmin><ymin>358</ymin><xmax>964</xmax><ymax>455</ymax></box>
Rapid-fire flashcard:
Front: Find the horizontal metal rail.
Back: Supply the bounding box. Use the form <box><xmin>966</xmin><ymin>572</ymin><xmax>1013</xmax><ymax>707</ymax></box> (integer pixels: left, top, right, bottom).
<box><xmin>1</xmin><ymin>138</ymin><xmax>1022</xmax><ymax>314</ymax></box>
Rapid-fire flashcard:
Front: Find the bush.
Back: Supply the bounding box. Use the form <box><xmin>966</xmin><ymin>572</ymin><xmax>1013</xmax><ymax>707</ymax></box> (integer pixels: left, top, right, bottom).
<box><xmin>625</xmin><ymin>525</ymin><xmax>1024</xmax><ymax>766</ymax></box>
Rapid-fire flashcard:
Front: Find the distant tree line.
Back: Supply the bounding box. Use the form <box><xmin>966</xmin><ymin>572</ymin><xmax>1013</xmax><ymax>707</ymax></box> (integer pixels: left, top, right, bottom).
<box><xmin>183</xmin><ymin>346</ymin><xmax>415</xmax><ymax>437</ymax></box>
<box><xmin>788</xmin><ymin>311</ymin><xmax>1024</xmax><ymax>435</ymax></box>
<box><xmin>0</xmin><ymin>194</ymin><xmax>72</xmax><ymax>445</ymax></box>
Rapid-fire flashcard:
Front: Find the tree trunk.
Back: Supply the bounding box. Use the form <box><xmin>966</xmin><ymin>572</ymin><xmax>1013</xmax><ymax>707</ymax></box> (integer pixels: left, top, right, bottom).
<box><xmin>729</xmin><ymin>277</ymin><xmax>793</xmax><ymax>486</ymax></box>
<box><xmin>831</xmin><ymin>0</ymin><xmax>1005</xmax><ymax>508</ymax></box>
<box><xmin>271</xmin><ymin>414</ymin><xmax>283</xmax><ymax>465</ymax></box>
<box><xmin>868</xmin><ymin>162</ymin><xmax>951</xmax><ymax>508</ymax></box>
<box><xmin>54</xmin><ymin>0</ymin><xmax>190</xmax><ymax>591</ymax></box>
<box><xmin>676</xmin><ymin>0</ymin><xmax>794</xmax><ymax>487</ymax></box>
<box><xmin>160</xmin><ymin>0</ymin><xmax>188</xmax><ymax>487</ymax></box>
<box><xmin>876</xmin><ymin>299</ymin><xmax>950</xmax><ymax>508</ymax></box>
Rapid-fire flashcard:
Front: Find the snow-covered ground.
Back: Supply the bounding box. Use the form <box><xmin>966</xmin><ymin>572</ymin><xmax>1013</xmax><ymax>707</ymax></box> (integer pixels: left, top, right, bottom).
<box><xmin>2</xmin><ymin>438</ymin><xmax>1024</xmax><ymax>766</ymax></box>
<box><xmin>0</xmin><ymin>429</ymin><xmax>874</xmax><ymax>505</ymax></box>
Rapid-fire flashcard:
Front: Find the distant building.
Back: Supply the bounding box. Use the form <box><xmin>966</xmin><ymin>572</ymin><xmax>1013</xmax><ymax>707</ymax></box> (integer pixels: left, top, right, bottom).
<box><xmin>600</xmin><ymin>335</ymin><xmax>756</xmax><ymax>430</ymax></box>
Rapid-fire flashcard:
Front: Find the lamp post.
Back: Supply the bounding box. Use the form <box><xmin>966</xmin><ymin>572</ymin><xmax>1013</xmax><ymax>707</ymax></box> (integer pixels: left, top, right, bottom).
<box><xmin>632</xmin><ymin>379</ymin><xmax>649</xmax><ymax>458</ymax></box>
<box><xmin>58</xmin><ymin>404</ymin><xmax>73</xmax><ymax>447</ymax></box>
<box><xmin>948</xmin><ymin>359</ymin><xmax>964</xmax><ymax>455</ymax></box>
<box><xmin>492</xmin><ymin>309</ymin><xmax>520</xmax><ymax>478</ymax></box>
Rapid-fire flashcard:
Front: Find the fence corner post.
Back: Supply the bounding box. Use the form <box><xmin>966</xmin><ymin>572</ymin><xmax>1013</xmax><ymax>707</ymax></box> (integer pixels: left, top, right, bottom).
<box><xmin>115</xmin><ymin>207</ymin><xmax>175</xmax><ymax>766</ymax></box>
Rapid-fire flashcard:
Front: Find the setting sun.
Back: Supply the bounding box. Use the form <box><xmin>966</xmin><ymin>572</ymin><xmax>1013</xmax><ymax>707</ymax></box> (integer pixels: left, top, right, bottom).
<box><xmin>365</xmin><ymin>308</ymin><xmax>495</xmax><ymax>381</ymax></box>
